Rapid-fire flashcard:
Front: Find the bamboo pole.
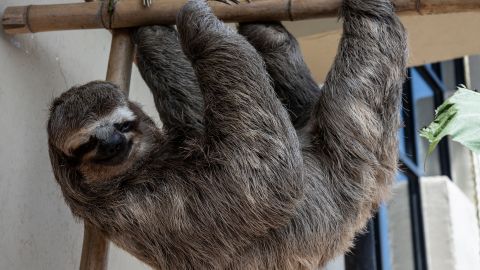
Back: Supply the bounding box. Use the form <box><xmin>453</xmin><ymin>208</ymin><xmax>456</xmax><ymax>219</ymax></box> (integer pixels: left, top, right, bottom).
<box><xmin>79</xmin><ymin>223</ymin><xmax>109</xmax><ymax>270</ymax></box>
<box><xmin>79</xmin><ymin>28</ymin><xmax>134</xmax><ymax>270</ymax></box>
<box><xmin>2</xmin><ymin>0</ymin><xmax>480</xmax><ymax>35</ymax></box>
<box><xmin>105</xmin><ymin>28</ymin><xmax>135</xmax><ymax>93</ymax></box>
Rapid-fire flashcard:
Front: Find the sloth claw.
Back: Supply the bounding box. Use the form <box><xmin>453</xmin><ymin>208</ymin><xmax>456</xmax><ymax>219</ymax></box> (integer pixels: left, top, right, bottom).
<box><xmin>210</xmin><ymin>0</ymin><xmax>243</xmax><ymax>5</ymax></box>
<box><xmin>143</xmin><ymin>0</ymin><xmax>152</xmax><ymax>7</ymax></box>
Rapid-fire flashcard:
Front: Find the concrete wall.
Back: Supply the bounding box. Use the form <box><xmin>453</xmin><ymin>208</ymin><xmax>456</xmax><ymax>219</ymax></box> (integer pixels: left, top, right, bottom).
<box><xmin>388</xmin><ymin>178</ymin><xmax>480</xmax><ymax>270</ymax></box>
<box><xmin>288</xmin><ymin>12</ymin><xmax>480</xmax><ymax>82</ymax></box>
<box><xmin>422</xmin><ymin>177</ymin><xmax>480</xmax><ymax>270</ymax></box>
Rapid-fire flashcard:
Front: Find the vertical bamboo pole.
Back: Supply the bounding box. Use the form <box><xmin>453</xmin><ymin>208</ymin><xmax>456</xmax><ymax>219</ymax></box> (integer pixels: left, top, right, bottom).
<box><xmin>79</xmin><ymin>223</ymin><xmax>109</xmax><ymax>270</ymax></box>
<box><xmin>79</xmin><ymin>28</ymin><xmax>134</xmax><ymax>270</ymax></box>
<box><xmin>106</xmin><ymin>29</ymin><xmax>135</xmax><ymax>93</ymax></box>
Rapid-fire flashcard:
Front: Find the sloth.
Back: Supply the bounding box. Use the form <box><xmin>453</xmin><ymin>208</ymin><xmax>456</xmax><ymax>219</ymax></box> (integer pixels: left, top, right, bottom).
<box><xmin>47</xmin><ymin>0</ymin><xmax>407</xmax><ymax>269</ymax></box>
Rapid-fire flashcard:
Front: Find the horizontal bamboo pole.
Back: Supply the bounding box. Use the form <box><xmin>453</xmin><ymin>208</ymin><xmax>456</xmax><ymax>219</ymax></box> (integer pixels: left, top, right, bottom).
<box><xmin>2</xmin><ymin>0</ymin><xmax>480</xmax><ymax>34</ymax></box>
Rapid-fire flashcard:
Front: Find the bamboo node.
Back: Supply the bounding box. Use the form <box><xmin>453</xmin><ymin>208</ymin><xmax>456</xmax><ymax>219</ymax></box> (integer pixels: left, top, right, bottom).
<box><xmin>100</xmin><ymin>1</ymin><xmax>112</xmax><ymax>29</ymax></box>
<box><xmin>287</xmin><ymin>0</ymin><xmax>293</xmax><ymax>21</ymax></box>
<box><xmin>416</xmin><ymin>0</ymin><xmax>424</xmax><ymax>15</ymax></box>
<box><xmin>2</xmin><ymin>6</ymin><xmax>31</xmax><ymax>34</ymax></box>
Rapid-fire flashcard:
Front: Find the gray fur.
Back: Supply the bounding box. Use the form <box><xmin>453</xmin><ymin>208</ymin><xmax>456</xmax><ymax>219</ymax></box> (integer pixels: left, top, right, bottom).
<box><xmin>238</xmin><ymin>22</ymin><xmax>322</xmax><ymax>129</ymax></box>
<box><xmin>47</xmin><ymin>0</ymin><xmax>407</xmax><ymax>269</ymax></box>
<box><xmin>133</xmin><ymin>25</ymin><xmax>204</xmax><ymax>141</ymax></box>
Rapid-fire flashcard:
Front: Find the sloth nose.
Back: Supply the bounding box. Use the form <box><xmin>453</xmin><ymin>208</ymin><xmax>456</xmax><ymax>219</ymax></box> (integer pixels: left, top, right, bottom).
<box><xmin>97</xmin><ymin>132</ymin><xmax>127</xmax><ymax>160</ymax></box>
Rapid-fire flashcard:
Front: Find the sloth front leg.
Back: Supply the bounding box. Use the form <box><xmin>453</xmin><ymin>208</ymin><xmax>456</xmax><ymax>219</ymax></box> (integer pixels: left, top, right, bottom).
<box><xmin>133</xmin><ymin>26</ymin><xmax>204</xmax><ymax>140</ymax></box>
<box><xmin>175</xmin><ymin>0</ymin><xmax>304</xmax><ymax>235</ymax></box>
<box><xmin>307</xmin><ymin>0</ymin><xmax>407</xmax><ymax>235</ymax></box>
<box><xmin>176</xmin><ymin>0</ymin><xmax>300</xmax><ymax>157</ymax></box>
<box><xmin>238</xmin><ymin>22</ymin><xmax>321</xmax><ymax>129</ymax></box>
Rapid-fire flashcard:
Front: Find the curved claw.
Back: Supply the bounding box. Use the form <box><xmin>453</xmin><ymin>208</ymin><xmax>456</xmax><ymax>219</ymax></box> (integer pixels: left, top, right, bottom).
<box><xmin>143</xmin><ymin>0</ymin><xmax>152</xmax><ymax>7</ymax></box>
<box><xmin>142</xmin><ymin>0</ymin><xmax>250</xmax><ymax>7</ymax></box>
<box><xmin>210</xmin><ymin>0</ymin><xmax>247</xmax><ymax>5</ymax></box>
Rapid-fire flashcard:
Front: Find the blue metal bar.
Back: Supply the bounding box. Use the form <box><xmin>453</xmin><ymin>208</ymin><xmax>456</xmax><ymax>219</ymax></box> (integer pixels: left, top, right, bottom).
<box><xmin>415</xmin><ymin>66</ymin><xmax>452</xmax><ymax>178</ymax></box>
<box><xmin>400</xmin><ymin>72</ymin><xmax>429</xmax><ymax>270</ymax></box>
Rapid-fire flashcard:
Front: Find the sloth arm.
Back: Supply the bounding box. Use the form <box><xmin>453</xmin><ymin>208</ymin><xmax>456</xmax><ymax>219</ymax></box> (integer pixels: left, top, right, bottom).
<box><xmin>218</xmin><ymin>1</ymin><xmax>407</xmax><ymax>266</ymax></box>
<box><xmin>173</xmin><ymin>0</ymin><xmax>304</xmax><ymax>244</ymax></box>
<box><xmin>133</xmin><ymin>26</ymin><xmax>204</xmax><ymax>140</ymax></box>
<box><xmin>304</xmin><ymin>0</ymin><xmax>407</xmax><ymax>240</ymax></box>
<box><xmin>238</xmin><ymin>22</ymin><xmax>321</xmax><ymax>129</ymax></box>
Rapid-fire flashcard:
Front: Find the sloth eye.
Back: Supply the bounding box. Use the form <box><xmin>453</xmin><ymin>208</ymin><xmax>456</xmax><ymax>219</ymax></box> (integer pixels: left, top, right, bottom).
<box><xmin>115</xmin><ymin>121</ymin><xmax>135</xmax><ymax>133</ymax></box>
<box><xmin>72</xmin><ymin>137</ymin><xmax>98</xmax><ymax>158</ymax></box>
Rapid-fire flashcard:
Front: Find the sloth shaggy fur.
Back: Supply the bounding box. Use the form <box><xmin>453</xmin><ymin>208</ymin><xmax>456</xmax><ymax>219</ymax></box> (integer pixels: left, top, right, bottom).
<box><xmin>47</xmin><ymin>0</ymin><xmax>407</xmax><ymax>269</ymax></box>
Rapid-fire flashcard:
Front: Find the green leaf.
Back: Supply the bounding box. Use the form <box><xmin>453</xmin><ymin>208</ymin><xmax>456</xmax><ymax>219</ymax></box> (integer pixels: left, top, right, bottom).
<box><xmin>420</xmin><ymin>87</ymin><xmax>480</xmax><ymax>154</ymax></box>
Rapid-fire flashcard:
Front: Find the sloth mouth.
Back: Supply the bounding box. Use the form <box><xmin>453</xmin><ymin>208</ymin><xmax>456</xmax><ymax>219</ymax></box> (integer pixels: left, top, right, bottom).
<box><xmin>93</xmin><ymin>140</ymin><xmax>133</xmax><ymax>166</ymax></box>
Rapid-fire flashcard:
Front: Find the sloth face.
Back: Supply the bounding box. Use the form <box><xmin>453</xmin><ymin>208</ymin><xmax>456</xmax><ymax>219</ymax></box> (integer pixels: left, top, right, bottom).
<box><xmin>48</xmin><ymin>81</ymin><xmax>158</xmax><ymax>182</ymax></box>
<box><xmin>63</xmin><ymin>106</ymin><xmax>136</xmax><ymax>164</ymax></box>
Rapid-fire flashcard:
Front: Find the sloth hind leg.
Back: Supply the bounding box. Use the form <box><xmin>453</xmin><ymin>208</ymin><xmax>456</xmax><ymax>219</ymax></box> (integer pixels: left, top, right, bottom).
<box><xmin>176</xmin><ymin>1</ymin><xmax>300</xmax><ymax>158</ymax></box>
<box><xmin>133</xmin><ymin>25</ymin><xmax>204</xmax><ymax>140</ymax></box>
<box><xmin>238</xmin><ymin>22</ymin><xmax>321</xmax><ymax>129</ymax></box>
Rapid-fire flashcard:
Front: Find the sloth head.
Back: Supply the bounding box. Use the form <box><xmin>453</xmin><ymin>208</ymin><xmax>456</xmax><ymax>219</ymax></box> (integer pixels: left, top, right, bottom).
<box><xmin>47</xmin><ymin>81</ymin><xmax>159</xmax><ymax>182</ymax></box>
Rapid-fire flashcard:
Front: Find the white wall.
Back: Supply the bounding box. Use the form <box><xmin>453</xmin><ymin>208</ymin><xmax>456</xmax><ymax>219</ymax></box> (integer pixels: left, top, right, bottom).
<box><xmin>422</xmin><ymin>177</ymin><xmax>480</xmax><ymax>270</ymax></box>
<box><xmin>388</xmin><ymin>178</ymin><xmax>480</xmax><ymax>270</ymax></box>
<box><xmin>0</xmin><ymin>1</ymin><xmax>156</xmax><ymax>269</ymax></box>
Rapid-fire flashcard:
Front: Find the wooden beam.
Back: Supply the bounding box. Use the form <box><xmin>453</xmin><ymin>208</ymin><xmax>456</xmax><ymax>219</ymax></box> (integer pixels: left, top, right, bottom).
<box><xmin>79</xmin><ymin>28</ymin><xmax>134</xmax><ymax>270</ymax></box>
<box><xmin>106</xmin><ymin>28</ymin><xmax>135</xmax><ymax>93</ymax></box>
<box><xmin>2</xmin><ymin>0</ymin><xmax>480</xmax><ymax>35</ymax></box>
<box><xmin>79</xmin><ymin>223</ymin><xmax>109</xmax><ymax>270</ymax></box>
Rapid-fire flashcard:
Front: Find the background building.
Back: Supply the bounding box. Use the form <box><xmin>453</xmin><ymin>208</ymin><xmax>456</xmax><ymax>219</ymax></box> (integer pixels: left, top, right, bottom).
<box><xmin>1</xmin><ymin>1</ymin><xmax>480</xmax><ymax>269</ymax></box>
<box><xmin>337</xmin><ymin>57</ymin><xmax>480</xmax><ymax>270</ymax></box>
